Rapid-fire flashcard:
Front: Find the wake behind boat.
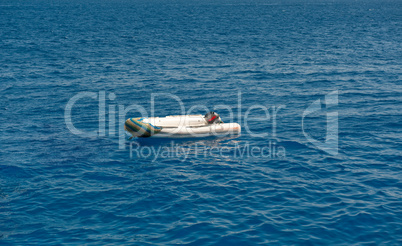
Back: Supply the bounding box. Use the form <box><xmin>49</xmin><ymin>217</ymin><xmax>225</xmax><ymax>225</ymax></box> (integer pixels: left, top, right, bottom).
<box><xmin>125</xmin><ymin>112</ymin><xmax>241</xmax><ymax>138</ymax></box>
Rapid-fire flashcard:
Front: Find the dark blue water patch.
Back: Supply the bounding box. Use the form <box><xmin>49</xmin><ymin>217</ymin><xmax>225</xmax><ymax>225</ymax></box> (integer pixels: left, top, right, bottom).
<box><xmin>1</xmin><ymin>0</ymin><xmax>401</xmax><ymax>244</ymax></box>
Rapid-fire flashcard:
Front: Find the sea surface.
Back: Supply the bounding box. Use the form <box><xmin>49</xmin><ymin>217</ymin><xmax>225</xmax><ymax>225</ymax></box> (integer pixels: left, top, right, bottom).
<box><xmin>0</xmin><ymin>0</ymin><xmax>401</xmax><ymax>244</ymax></box>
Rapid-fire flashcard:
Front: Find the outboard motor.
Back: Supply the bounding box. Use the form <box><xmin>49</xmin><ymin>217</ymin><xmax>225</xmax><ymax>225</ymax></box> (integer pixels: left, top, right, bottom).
<box><xmin>204</xmin><ymin>112</ymin><xmax>222</xmax><ymax>124</ymax></box>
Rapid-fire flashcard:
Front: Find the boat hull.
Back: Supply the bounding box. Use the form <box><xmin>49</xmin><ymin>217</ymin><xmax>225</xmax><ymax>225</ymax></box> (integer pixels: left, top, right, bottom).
<box><xmin>154</xmin><ymin>123</ymin><xmax>241</xmax><ymax>138</ymax></box>
<box><xmin>125</xmin><ymin>115</ymin><xmax>240</xmax><ymax>138</ymax></box>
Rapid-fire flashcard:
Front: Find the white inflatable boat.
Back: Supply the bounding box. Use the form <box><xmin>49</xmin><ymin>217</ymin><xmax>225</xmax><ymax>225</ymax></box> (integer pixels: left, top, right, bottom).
<box><xmin>125</xmin><ymin>112</ymin><xmax>241</xmax><ymax>138</ymax></box>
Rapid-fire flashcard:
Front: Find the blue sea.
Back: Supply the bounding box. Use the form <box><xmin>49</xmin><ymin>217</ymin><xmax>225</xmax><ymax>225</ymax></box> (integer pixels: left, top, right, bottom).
<box><xmin>1</xmin><ymin>0</ymin><xmax>401</xmax><ymax>244</ymax></box>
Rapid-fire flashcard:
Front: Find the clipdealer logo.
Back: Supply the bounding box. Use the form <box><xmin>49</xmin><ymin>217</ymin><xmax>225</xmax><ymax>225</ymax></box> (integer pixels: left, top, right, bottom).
<box><xmin>64</xmin><ymin>90</ymin><xmax>339</xmax><ymax>156</ymax></box>
<box><xmin>302</xmin><ymin>90</ymin><xmax>339</xmax><ymax>155</ymax></box>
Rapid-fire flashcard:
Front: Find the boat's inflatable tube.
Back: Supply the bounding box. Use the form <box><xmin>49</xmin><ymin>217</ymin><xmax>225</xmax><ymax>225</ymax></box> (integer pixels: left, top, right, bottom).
<box><xmin>153</xmin><ymin>122</ymin><xmax>241</xmax><ymax>138</ymax></box>
<box><xmin>125</xmin><ymin>114</ymin><xmax>240</xmax><ymax>138</ymax></box>
<box><xmin>143</xmin><ymin>115</ymin><xmax>208</xmax><ymax>128</ymax></box>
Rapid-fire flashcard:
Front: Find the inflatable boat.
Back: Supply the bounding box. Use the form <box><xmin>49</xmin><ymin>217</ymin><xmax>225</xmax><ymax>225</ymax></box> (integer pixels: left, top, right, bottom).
<box><xmin>125</xmin><ymin>112</ymin><xmax>241</xmax><ymax>138</ymax></box>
